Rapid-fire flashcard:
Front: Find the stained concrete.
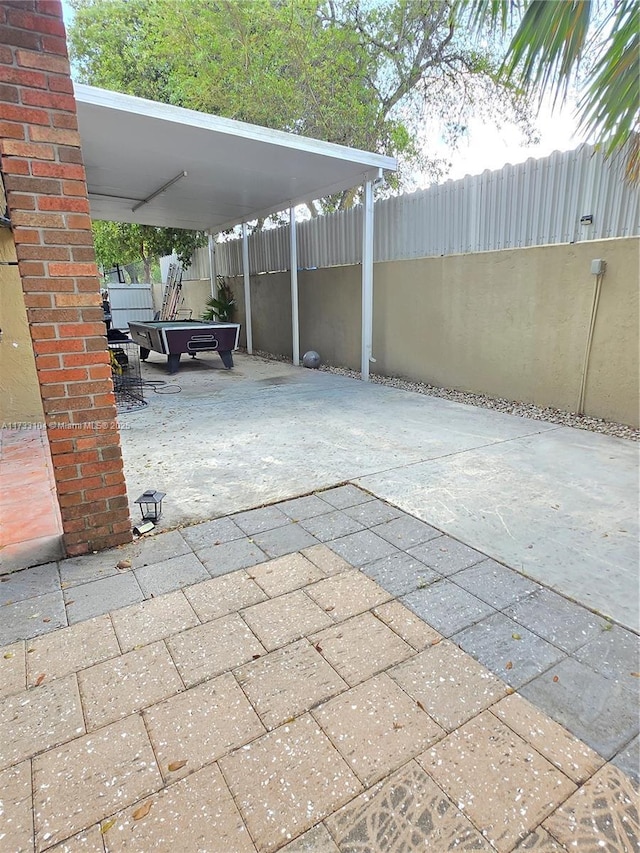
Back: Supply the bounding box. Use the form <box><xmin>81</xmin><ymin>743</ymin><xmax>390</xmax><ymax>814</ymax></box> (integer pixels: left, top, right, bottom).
<box><xmin>114</xmin><ymin>354</ymin><xmax>636</xmax><ymax>630</ymax></box>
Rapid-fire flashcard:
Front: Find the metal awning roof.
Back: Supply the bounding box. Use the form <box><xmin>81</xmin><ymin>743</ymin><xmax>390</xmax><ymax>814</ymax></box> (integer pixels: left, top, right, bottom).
<box><xmin>74</xmin><ymin>84</ymin><xmax>396</xmax><ymax>232</ymax></box>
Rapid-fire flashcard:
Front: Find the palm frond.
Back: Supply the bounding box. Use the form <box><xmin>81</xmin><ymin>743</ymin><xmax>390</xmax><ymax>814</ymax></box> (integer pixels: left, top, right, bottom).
<box><xmin>502</xmin><ymin>0</ymin><xmax>593</xmax><ymax>107</ymax></box>
<box><xmin>576</xmin><ymin>1</ymin><xmax>639</xmax><ymax>172</ymax></box>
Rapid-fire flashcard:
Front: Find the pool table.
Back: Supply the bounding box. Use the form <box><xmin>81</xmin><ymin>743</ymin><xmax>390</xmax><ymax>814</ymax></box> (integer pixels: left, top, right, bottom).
<box><xmin>128</xmin><ymin>320</ymin><xmax>241</xmax><ymax>374</ymax></box>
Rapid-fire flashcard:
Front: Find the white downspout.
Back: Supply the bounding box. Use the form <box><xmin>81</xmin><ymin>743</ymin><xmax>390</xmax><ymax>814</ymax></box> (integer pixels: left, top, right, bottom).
<box><xmin>361</xmin><ymin>178</ymin><xmax>374</xmax><ymax>380</ymax></box>
<box><xmin>290</xmin><ymin>206</ymin><xmax>300</xmax><ymax>366</ymax></box>
<box><xmin>242</xmin><ymin>222</ymin><xmax>253</xmax><ymax>354</ymax></box>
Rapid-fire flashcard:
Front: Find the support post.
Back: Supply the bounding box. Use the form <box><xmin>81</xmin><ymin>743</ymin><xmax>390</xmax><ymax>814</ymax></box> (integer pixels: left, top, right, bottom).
<box><xmin>361</xmin><ymin>179</ymin><xmax>374</xmax><ymax>381</ymax></box>
<box><xmin>290</xmin><ymin>206</ymin><xmax>300</xmax><ymax>366</ymax></box>
<box><xmin>208</xmin><ymin>233</ymin><xmax>217</xmax><ymax>299</ymax></box>
<box><xmin>242</xmin><ymin>222</ymin><xmax>253</xmax><ymax>354</ymax></box>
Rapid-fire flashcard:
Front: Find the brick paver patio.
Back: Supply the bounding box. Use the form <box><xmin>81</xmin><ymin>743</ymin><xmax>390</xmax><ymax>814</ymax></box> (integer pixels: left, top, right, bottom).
<box><xmin>0</xmin><ymin>486</ymin><xmax>638</xmax><ymax>851</ymax></box>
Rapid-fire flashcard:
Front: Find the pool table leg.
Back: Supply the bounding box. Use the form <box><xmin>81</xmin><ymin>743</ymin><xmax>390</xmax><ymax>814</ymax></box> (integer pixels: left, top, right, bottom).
<box><xmin>167</xmin><ymin>353</ymin><xmax>181</xmax><ymax>374</ymax></box>
<box><xmin>139</xmin><ymin>346</ymin><xmax>150</xmax><ymax>361</ymax></box>
<box><xmin>219</xmin><ymin>350</ymin><xmax>234</xmax><ymax>369</ymax></box>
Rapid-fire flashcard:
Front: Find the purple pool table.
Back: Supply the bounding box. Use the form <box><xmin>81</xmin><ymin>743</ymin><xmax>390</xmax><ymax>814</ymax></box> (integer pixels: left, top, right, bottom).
<box><xmin>128</xmin><ymin>320</ymin><xmax>241</xmax><ymax>374</ymax></box>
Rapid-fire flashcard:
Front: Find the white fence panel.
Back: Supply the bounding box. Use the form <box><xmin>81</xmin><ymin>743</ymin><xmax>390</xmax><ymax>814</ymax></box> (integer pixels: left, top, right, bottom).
<box><xmin>209</xmin><ymin>143</ymin><xmax>639</xmax><ymax>277</ymax></box>
<box><xmin>107</xmin><ymin>283</ymin><xmax>154</xmax><ymax>329</ymax></box>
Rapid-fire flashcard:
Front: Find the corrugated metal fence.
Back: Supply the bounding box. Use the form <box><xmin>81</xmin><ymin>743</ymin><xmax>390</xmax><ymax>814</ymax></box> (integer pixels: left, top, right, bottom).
<box><xmin>184</xmin><ymin>143</ymin><xmax>638</xmax><ymax>278</ymax></box>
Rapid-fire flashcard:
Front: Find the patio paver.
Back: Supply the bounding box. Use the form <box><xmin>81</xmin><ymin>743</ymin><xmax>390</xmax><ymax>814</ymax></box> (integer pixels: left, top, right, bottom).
<box><xmin>505</xmin><ymin>588</ymin><xmax>607</xmax><ymax>653</ymax></box>
<box><xmin>0</xmin><ymin>483</ymin><xmax>637</xmax><ymax>852</ymax></box>
<box><xmin>33</xmin><ymin>715</ymin><xmax>161</xmax><ymax>850</ymax></box>
<box><xmin>278</xmin><ymin>494</ymin><xmax>335</xmax><ymax>521</ymax></box>
<box><xmin>407</xmin><ymin>536</ymin><xmax>486</xmax><ymax>575</ymax></box>
<box><xmin>62</xmin><ymin>573</ymin><xmax>143</xmax><ymax>624</ymax></box>
<box><xmin>491</xmin><ymin>693</ymin><xmax>605</xmax><ymax>784</ymax></box>
<box><xmin>402</xmin><ymin>578</ymin><xmax>496</xmax><ymax>636</ymax></box>
<box><xmin>195</xmin><ymin>536</ymin><xmax>268</xmax><ymax>577</ymax></box>
<box><xmin>241</xmin><ymin>589</ymin><xmax>334</xmax><ymax>651</ymax></box>
<box><xmin>280</xmin><ymin>823</ymin><xmax>339</xmax><ymax>853</ymax></box>
<box><xmin>313</xmin><ymin>673</ymin><xmax>444</xmax><ymax>786</ymax></box>
<box><xmin>25</xmin><ymin>614</ymin><xmax>120</xmax><ymax>687</ymax></box>
<box><xmin>0</xmin><ymin>640</ymin><xmax>26</xmax><ymax>700</ymax></box>
<box><xmin>0</xmin><ymin>761</ymin><xmax>33</xmax><ymax>853</ymax></box>
<box><xmin>341</xmin><ymin>499</ymin><xmax>404</xmax><ymax>527</ymax></box>
<box><xmin>325</xmin><ymin>760</ymin><xmax>493</xmax><ymax>851</ymax></box>
<box><xmin>219</xmin><ymin>714</ymin><xmax>362</xmax><ymax>853</ymax></box>
<box><xmin>370</xmin><ymin>514</ymin><xmax>442</xmax><ymax>549</ymax></box>
<box><xmin>110</xmin><ymin>589</ymin><xmax>200</xmax><ymax>652</ymax></box>
<box><xmin>103</xmin><ymin>763</ymin><xmax>257</xmax><ymax>853</ymax></box>
<box><xmin>317</xmin><ymin>485</ymin><xmax>374</xmax><ymax>509</ymax></box>
<box><xmin>299</xmin><ymin>510</ymin><xmax>365</xmax><ymax>542</ymax></box>
<box><xmin>326</xmin><ymin>529</ymin><xmax>400</xmax><ymax>567</ymax></box>
<box><xmin>372</xmin><ymin>600</ymin><xmax>442</xmax><ymax>650</ymax></box>
<box><xmin>0</xmin><ymin>562</ymin><xmax>60</xmax><ymax>606</ymax></box>
<box><xmin>542</xmin><ymin>763</ymin><xmax>639</xmax><ymax>850</ymax></box>
<box><xmin>304</xmin><ymin>570</ymin><xmax>392</xmax><ymax>620</ymax></box>
<box><xmin>418</xmin><ymin>712</ymin><xmax>577</xmax><ymax>853</ymax></box>
<box><xmin>184</xmin><ymin>570</ymin><xmax>267</xmax><ymax>622</ymax></box>
<box><xmin>78</xmin><ymin>641</ymin><xmax>183</xmax><ymax>730</ymax></box>
<box><xmin>252</xmin><ymin>523</ymin><xmax>319</xmax><ymax>559</ymax></box>
<box><xmin>362</xmin><ymin>551</ymin><xmax>440</xmax><ymax>597</ymax></box>
<box><xmin>453</xmin><ymin>611</ymin><xmax>566</xmax><ymax>689</ymax></box>
<box><xmin>390</xmin><ymin>640</ymin><xmax>507</xmax><ymax>732</ymax></box>
<box><xmin>300</xmin><ymin>543</ymin><xmax>352</xmax><ymax>576</ymax></box>
<box><xmin>233</xmin><ymin>505</ymin><xmax>291</xmax><ymax>535</ymax></box>
<box><xmin>248</xmin><ymin>553</ymin><xmax>326</xmax><ymax>597</ymax></box>
<box><xmin>144</xmin><ymin>673</ymin><xmax>265</xmax><ymax>783</ymax></box>
<box><xmin>520</xmin><ymin>657</ymin><xmax>640</xmax><ymax>759</ymax></box>
<box><xmin>310</xmin><ymin>612</ymin><xmax>413</xmax><ymax>686</ymax></box>
<box><xmin>235</xmin><ymin>639</ymin><xmax>347</xmax><ymax>730</ymax></box>
<box><xmin>180</xmin><ymin>516</ymin><xmax>245</xmax><ymax>551</ymax></box>
<box><xmin>167</xmin><ymin>613</ymin><xmax>265</xmax><ymax>687</ymax></box>
<box><xmin>0</xmin><ymin>675</ymin><xmax>85</xmax><ymax>771</ymax></box>
<box><xmin>0</xmin><ymin>590</ymin><xmax>67</xmax><ymax>645</ymax></box>
<box><xmin>452</xmin><ymin>558</ymin><xmax>541</xmax><ymax>609</ymax></box>
<box><xmin>132</xmin><ymin>552</ymin><xmax>209</xmax><ymax>597</ymax></box>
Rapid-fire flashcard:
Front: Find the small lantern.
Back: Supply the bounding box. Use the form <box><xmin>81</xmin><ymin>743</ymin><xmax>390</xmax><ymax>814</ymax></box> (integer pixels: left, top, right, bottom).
<box><xmin>134</xmin><ymin>489</ymin><xmax>166</xmax><ymax>522</ymax></box>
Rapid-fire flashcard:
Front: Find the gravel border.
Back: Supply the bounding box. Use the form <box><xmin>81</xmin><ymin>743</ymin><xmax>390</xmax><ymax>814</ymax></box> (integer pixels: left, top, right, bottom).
<box><xmin>249</xmin><ymin>350</ymin><xmax>639</xmax><ymax>442</ymax></box>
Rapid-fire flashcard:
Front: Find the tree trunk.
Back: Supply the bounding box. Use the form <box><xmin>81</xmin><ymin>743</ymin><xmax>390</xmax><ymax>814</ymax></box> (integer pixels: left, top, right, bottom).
<box><xmin>124</xmin><ymin>263</ymin><xmax>139</xmax><ymax>283</ymax></box>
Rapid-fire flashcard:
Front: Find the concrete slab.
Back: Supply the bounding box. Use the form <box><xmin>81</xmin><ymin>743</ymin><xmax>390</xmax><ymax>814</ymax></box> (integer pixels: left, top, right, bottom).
<box><xmin>113</xmin><ymin>357</ymin><xmax>638</xmax><ymax>630</ymax></box>
<box><xmin>357</xmin><ymin>426</ymin><xmax>639</xmax><ymax>630</ymax></box>
<box><xmin>6</xmin><ymin>355</ymin><xmax>637</xmax><ymax>638</ymax></box>
<box><xmin>119</xmin><ymin>356</ymin><xmax>558</xmax><ymax>532</ymax></box>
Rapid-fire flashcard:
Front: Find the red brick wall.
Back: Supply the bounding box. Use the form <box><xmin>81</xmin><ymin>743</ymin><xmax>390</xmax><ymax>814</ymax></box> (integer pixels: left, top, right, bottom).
<box><xmin>0</xmin><ymin>0</ymin><xmax>132</xmax><ymax>555</ymax></box>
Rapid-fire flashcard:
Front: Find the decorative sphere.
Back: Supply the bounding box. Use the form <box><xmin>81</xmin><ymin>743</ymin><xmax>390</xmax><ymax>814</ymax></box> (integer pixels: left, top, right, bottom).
<box><xmin>302</xmin><ymin>350</ymin><xmax>321</xmax><ymax>369</ymax></box>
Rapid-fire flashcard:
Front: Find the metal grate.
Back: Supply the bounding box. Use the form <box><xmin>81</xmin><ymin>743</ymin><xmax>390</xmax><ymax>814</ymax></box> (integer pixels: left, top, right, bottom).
<box><xmin>108</xmin><ymin>340</ymin><xmax>146</xmax><ymax>412</ymax></box>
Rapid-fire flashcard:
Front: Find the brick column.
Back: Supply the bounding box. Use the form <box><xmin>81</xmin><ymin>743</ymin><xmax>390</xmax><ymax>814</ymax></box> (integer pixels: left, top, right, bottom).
<box><xmin>0</xmin><ymin>0</ymin><xmax>132</xmax><ymax>555</ymax></box>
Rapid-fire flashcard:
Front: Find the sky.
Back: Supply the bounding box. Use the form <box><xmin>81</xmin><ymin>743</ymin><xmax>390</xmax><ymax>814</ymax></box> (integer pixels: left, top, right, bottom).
<box><xmin>437</xmin><ymin>103</ymin><xmax>587</xmax><ymax>182</ymax></box>
<box><xmin>60</xmin><ymin>1</ymin><xmax>587</xmax><ymax>185</ymax></box>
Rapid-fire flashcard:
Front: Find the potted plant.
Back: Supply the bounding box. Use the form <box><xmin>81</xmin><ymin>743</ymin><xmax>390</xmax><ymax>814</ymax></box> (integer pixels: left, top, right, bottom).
<box><xmin>202</xmin><ymin>278</ymin><xmax>236</xmax><ymax>323</ymax></box>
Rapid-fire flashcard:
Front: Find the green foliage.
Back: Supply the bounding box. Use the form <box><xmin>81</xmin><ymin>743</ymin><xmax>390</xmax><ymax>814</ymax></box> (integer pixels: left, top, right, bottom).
<box><xmin>92</xmin><ymin>221</ymin><xmax>207</xmax><ymax>282</ymax></box>
<box><xmin>69</xmin><ymin>0</ymin><xmax>533</xmax><ymax>204</ymax></box>
<box><xmin>454</xmin><ymin>0</ymin><xmax>639</xmax><ymax>179</ymax></box>
<box><xmin>202</xmin><ymin>281</ymin><xmax>236</xmax><ymax>323</ymax></box>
